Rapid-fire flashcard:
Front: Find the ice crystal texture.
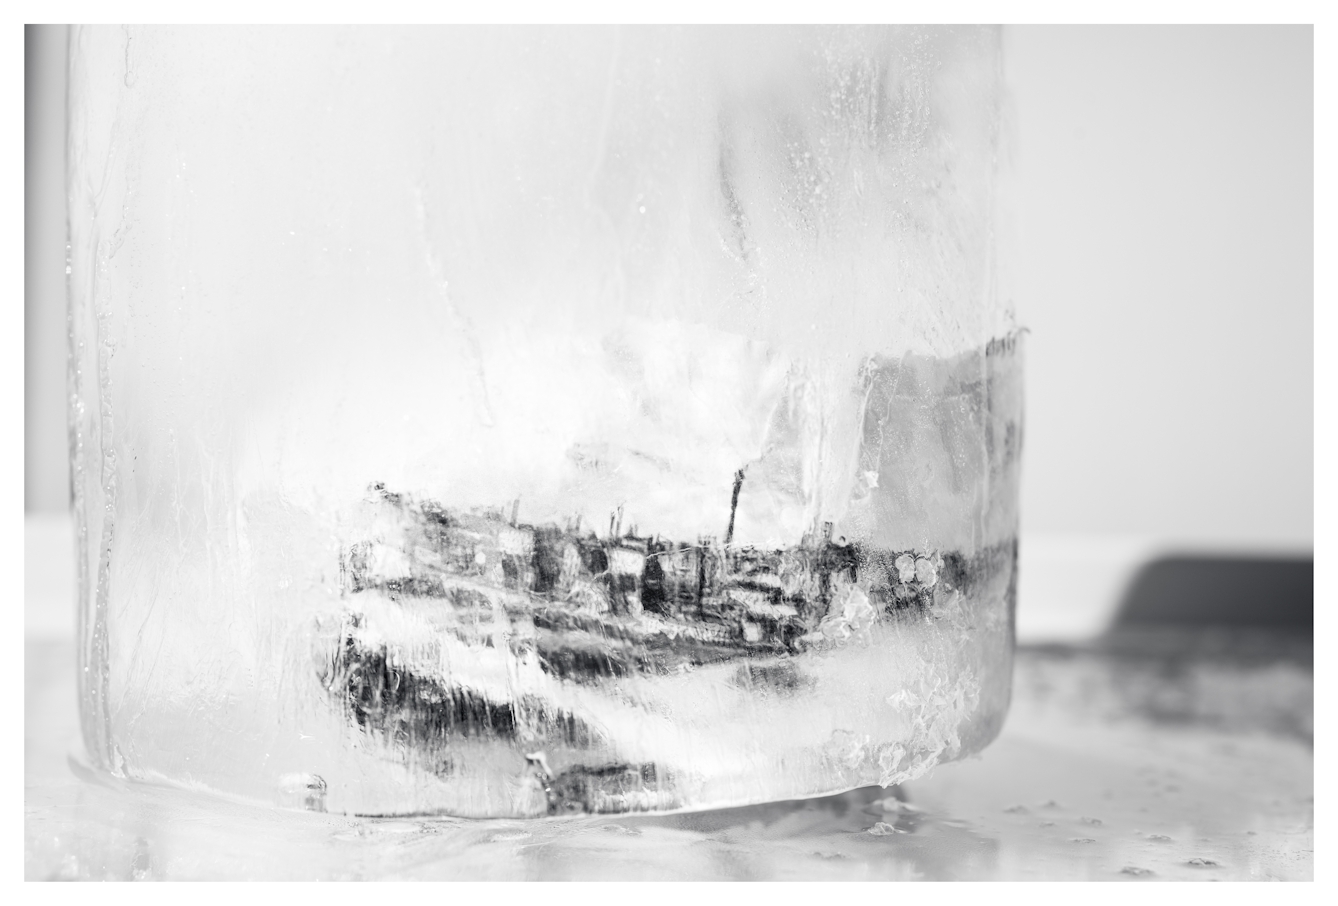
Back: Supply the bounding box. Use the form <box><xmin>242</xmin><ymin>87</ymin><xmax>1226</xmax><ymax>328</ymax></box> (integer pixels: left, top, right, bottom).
<box><xmin>69</xmin><ymin>25</ymin><xmax>1020</xmax><ymax>817</ymax></box>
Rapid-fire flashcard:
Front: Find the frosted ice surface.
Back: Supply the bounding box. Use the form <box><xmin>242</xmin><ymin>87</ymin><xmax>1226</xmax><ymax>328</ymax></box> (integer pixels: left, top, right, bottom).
<box><xmin>68</xmin><ymin>25</ymin><xmax>1020</xmax><ymax>817</ymax></box>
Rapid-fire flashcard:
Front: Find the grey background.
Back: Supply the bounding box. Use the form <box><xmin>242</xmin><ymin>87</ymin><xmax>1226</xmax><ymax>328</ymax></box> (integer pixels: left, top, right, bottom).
<box><xmin>1005</xmin><ymin>25</ymin><xmax>1312</xmax><ymax>552</ymax></box>
<box><xmin>26</xmin><ymin>24</ymin><xmax>67</xmax><ymax>516</ymax></box>
<box><xmin>25</xmin><ymin>25</ymin><xmax>1313</xmax><ymax>553</ymax></box>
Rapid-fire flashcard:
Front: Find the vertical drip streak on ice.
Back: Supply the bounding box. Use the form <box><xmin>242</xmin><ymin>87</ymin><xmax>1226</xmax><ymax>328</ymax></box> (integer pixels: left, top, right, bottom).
<box><xmin>413</xmin><ymin>185</ymin><xmax>495</xmax><ymax>428</ymax></box>
<box><xmin>586</xmin><ymin>27</ymin><xmax>629</xmax><ymax>329</ymax></box>
<box><xmin>978</xmin><ymin>27</ymin><xmax>1004</xmax><ymax>556</ymax></box>
<box><xmin>65</xmin><ymin>24</ymin><xmax>94</xmax><ymax>770</ymax></box>
<box><xmin>67</xmin><ymin>23</ymin><xmax>120</xmax><ymax>774</ymax></box>
<box><xmin>585</xmin><ymin>26</ymin><xmax>622</xmax><ymax>209</ymax></box>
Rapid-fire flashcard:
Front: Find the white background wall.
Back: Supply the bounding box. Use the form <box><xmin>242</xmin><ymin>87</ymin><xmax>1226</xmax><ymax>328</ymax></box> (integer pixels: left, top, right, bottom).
<box><xmin>1005</xmin><ymin>25</ymin><xmax>1312</xmax><ymax>553</ymax></box>
<box><xmin>25</xmin><ymin>25</ymin><xmax>1314</xmax><ymax>637</ymax></box>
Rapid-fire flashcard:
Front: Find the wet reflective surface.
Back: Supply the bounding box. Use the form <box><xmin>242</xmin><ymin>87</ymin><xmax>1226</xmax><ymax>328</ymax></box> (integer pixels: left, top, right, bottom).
<box><xmin>26</xmin><ymin>627</ymin><xmax>1311</xmax><ymax>880</ymax></box>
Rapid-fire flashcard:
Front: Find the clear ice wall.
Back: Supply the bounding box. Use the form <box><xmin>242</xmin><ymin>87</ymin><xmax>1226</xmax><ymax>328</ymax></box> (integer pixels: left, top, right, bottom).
<box><xmin>68</xmin><ymin>25</ymin><xmax>1021</xmax><ymax>816</ymax></box>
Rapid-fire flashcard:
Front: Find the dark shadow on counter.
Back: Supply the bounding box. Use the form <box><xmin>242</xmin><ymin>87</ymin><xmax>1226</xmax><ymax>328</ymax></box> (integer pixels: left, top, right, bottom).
<box><xmin>1112</xmin><ymin>554</ymin><xmax>1312</xmax><ymax>633</ymax></box>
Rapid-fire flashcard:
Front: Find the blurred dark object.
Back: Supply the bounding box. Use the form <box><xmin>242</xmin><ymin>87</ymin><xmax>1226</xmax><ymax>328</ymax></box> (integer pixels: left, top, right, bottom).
<box><xmin>1027</xmin><ymin>554</ymin><xmax>1317</xmax><ymax>746</ymax></box>
<box><xmin>1112</xmin><ymin>555</ymin><xmax>1312</xmax><ymax>633</ymax></box>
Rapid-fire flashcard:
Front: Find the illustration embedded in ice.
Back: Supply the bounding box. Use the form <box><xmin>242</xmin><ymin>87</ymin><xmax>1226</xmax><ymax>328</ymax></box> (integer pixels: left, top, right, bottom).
<box><xmin>68</xmin><ymin>25</ymin><xmax>1021</xmax><ymax>817</ymax></box>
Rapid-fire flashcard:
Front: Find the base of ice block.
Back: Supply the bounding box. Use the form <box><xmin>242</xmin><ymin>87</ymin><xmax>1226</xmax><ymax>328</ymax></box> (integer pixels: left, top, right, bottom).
<box><xmin>73</xmin><ymin>335</ymin><xmax>1022</xmax><ymax>819</ymax></box>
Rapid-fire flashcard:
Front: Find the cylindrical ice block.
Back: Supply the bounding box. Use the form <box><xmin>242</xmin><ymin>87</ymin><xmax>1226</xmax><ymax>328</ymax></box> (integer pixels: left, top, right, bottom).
<box><xmin>69</xmin><ymin>25</ymin><xmax>1022</xmax><ymax>817</ymax></box>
